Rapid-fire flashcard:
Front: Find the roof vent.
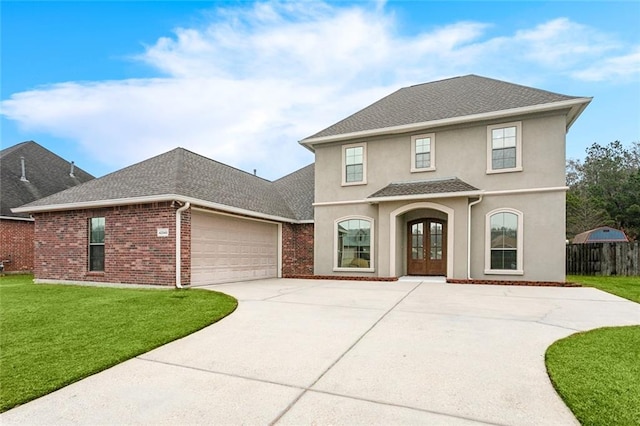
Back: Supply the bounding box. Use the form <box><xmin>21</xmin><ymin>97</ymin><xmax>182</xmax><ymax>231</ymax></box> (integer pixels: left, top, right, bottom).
<box><xmin>69</xmin><ymin>161</ymin><xmax>75</xmax><ymax>178</ymax></box>
<box><xmin>253</xmin><ymin>169</ymin><xmax>257</xmax><ymax>176</ymax></box>
<box><xmin>20</xmin><ymin>156</ymin><xmax>29</xmax><ymax>182</ymax></box>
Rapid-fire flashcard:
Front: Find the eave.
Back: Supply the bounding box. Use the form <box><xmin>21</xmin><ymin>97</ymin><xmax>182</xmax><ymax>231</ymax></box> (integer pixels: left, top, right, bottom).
<box><xmin>300</xmin><ymin>97</ymin><xmax>593</xmax><ymax>150</ymax></box>
<box><xmin>12</xmin><ymin>194</ymin><xmax>305</xmax><ymax>224</ymax></box>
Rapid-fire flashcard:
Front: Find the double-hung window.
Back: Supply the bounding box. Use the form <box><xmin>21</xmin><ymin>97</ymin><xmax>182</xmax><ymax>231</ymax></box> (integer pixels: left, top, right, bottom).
<box><xmin>89</xmin><ymin>217</ymin><xmax>105</xmax><ymax>272</ymax></box>
<box><xmin>342</xmin><ymin>143</ymin><xmax>367</xmax><ymax>185</ymax></box>
<box><xmin>411</xmin><ymin>133</ymin><xmax>435</xmax><ymax>172</ymax></box>
<box><xmin>487</xmin><ymin>122</ymin><xmax>522</xmax><ymax>173</ymax></box>
<box><xmin>485</xmin><ymin>209</ymin><xmax>523</xmax><ymax>275</ymax></box>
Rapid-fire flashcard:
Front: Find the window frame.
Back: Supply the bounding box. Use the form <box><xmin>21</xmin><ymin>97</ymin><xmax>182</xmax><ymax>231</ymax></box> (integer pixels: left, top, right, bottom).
<box><xmin>484</xmin><ymin>208</ymin><xmax>524</xmax><ymax>275</ymax></box>
<box><xmin>486</xmin><ymin>121</ymin><xmax>523</xmax><ymax>174</ymax></box>
<box><xmin>88</xmin><ymin>217</ymin><xmax>105</xmax><ymax>272</ymax></box>
<box><xmin>341</xmin><ymin>143</ymin><xmax>367</xmax><ymax>186</ymax></box>
<box><xmin>334</xmin><ymin>216</ymin><xmax>375</xmax><ymax>272</ymax></box>
<box><xmin>411</xmin><ymin>133</ymin><xmax>436</xmax><ymax>172</ymax></box>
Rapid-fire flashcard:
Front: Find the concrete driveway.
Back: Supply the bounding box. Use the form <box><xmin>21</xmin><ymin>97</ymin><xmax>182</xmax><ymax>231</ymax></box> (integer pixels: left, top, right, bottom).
<box><xmin>2</xmin><ymin>278</ymin><xmax>639</xmax><ymax>425</ymax></box>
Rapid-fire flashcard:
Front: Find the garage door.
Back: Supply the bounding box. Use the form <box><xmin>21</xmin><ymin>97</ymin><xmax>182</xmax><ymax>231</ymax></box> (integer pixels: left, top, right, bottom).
<box><xmin>191</xmin><ymin>210</ymin><xmax>279</xmax><ymax>286</ymax></box>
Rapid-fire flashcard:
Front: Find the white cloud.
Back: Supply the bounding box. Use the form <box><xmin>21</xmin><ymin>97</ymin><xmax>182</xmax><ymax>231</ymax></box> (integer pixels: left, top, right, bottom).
<box><xmin>2</xmin><ymin>1</ymin><xmax>638</xmax><ymax>179</ymax></box>
<box><xmin>571</xmin><ymin>47</ymin><xmax>640</xmax><ymax>82</ymax></box>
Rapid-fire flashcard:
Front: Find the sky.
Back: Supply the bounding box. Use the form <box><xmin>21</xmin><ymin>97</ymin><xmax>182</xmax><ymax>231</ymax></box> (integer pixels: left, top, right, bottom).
<box><xmin>1</xmin><ymin>1</ymin><xmax>639</xmax><ymax>180</ymax></box>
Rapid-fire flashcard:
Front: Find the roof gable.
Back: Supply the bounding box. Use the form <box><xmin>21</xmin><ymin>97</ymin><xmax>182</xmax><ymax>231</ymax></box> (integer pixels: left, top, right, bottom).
<box><xmin>302</xmin><ymin>74</ymin><xmax>590</xmax><ymax>144</ymax></box>
<box><xmin>0</xmin><ymin>141</ymin><xmax>94</xmax><ymax>218</ymax></box>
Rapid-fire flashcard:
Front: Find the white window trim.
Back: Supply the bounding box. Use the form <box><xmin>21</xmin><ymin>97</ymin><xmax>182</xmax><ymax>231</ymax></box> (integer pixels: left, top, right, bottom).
<box><xmin>486</xmin><ymin>121</ymin><xmax>522</xmax><ymax>174</ymax></box>
<box><xmin>341</xmin><ymin>142</ymin><xmax>367</xmax><ymax>186</ymax></box>
<box><xmin>484</xmin><ymin>208</ymin><xmax>524</xmax><ymax>275</ymax></box>
<box><xmin>410</xmin><ymin>133</ymin><xmax>436</xmax><ymax>173</ymax></box>
<box><xmin>334</xmin><ymin>215</ymin><xmax>375</xmax><ymax>272</ymax></box>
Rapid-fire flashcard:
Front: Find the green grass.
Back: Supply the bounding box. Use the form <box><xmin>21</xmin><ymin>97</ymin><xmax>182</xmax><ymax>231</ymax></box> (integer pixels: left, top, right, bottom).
<box><xmin>0</xmin><ymin>275</ymin><xmax>237</xmax><ymax>412</ymax></box>
<box><xmin>567</xmin><ymin>275</ymin><xmax>640</xmax><ymax>303</ymax></box>
<box><xmin>546</xmin><ymin>326</ymin><xmax>640</xmax><ymax>426</ymax></box>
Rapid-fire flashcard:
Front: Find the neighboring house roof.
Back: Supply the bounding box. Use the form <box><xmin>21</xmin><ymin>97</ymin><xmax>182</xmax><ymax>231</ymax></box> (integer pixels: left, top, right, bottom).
<box><xmin>1</xmin><ymin>141</ymin><xmax>94</xmax><ymax>219</ymax></box>
<box><xmin>368</xmin><ymin>178</ymin><xmax>480</xmax><ymax>200</ymax></box>
<box><xmin>302</xmin><ymin>74</ymin><xmax>591</xmax><ymax>146</ymax></box>
<box><xmin>13</xmin><ymin>148</ymin><xmax>314</xmax><ymax>223</ymax></box>
<box><xmin>572</xmin><ymin>226</ymin><xmax>629</xmax><ymax>244</ymax></box>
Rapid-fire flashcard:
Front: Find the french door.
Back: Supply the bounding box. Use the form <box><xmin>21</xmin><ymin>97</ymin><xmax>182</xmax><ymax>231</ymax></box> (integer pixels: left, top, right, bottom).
<box><xmin>407</xmin><ymin>219</ymin><xmax>446</xmax><ymax>276</ymax></box>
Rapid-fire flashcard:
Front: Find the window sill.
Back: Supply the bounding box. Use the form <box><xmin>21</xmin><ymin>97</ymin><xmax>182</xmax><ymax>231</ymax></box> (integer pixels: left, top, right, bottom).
<box><xmin>333</xmin><ymin>267</ymin><xmax>375</xmax><ymax>273</ymax></box>
<box><xmin>484</xmin><ymin>269</ymin><xmax>524</xmax><ymax>275</ymax></box>
<box><xmin>86</xmin><ymin>271</ymin><xmax>105</xmax><ymax>276</ymax></box>
<box><xmin>486</xmin><ymin>166</ymin><xmax>523</xmax><ymax>175</ymax></box>
<box><xmin>410</xmin><ymin>167</ymin><xmax>436</xmax><ymax>173</ymax></box>
<box><xmin>341</xmin><ymin>181</ymin><xmax>367</xmax><ymax>187</ymax></box>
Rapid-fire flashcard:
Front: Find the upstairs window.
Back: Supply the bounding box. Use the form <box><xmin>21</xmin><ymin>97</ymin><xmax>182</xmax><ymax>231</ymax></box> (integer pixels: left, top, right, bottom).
<box><xmin>487</xmin><ymin>122</ymin><xmax>522</xmax><ymax>173</ymax></box>
<box><xmin>411</xmin><ymin>133</ymin><xmax>436</xmax><ymax>172</ymax></box>
<box><xmin>342</xmin><ymin>143</ymin><xmax>367</xmax><ymax>185</ymax></box>
<box><xmin>485</xmin><ymin>209</ymin><xmax>523</xmax><ymax>275</ymax></box>
<box><xmin>89</xmin><ymin>217</ymin><xmax>105</xmax><ymax>272</ymax></box>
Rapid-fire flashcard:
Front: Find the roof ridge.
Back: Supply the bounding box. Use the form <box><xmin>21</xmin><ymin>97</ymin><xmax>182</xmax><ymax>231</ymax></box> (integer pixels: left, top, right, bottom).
<box><xmin>176</xmin><ymin>146</ymin><xmax>273</xmax><ymax>182</ymax></box>
<box><xmin>0</xmin><ymin>141</ymin><xmax>36</xmax><ymax>159</ymax></box>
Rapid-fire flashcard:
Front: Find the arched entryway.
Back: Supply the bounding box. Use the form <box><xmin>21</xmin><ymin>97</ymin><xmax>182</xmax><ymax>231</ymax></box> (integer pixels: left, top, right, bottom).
<box><xmin>389</xmin><ymin>202</ymin><xmax>454</xmax><ymax>278</ymax></box>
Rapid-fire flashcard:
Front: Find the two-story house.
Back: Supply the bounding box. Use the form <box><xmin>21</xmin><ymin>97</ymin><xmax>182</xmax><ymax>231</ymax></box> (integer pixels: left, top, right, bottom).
<box><xmin>302</xmin><ymin>75</ymin><xmax>591</xmax><ymax>282</ymax></box>
<box><xmin>13</xmin><ymin>75</ymin><xmax>591</xmax><ymax>286</ymax></box>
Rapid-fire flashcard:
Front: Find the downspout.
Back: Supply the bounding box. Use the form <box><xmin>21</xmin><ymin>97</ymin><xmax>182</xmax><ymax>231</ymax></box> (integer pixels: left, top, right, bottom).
<box><xmin>175</xmin><ymin>201</ymin><xmax>191</xmax><ymax>289</ymax></box>
<box><xmin>467</xmin><ymin>196</ymin><xmax>483</xmax><ymax>280</ymax></box>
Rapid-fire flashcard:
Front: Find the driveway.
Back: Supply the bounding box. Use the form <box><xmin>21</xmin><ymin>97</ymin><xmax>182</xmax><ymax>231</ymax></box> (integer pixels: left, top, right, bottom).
<box><xmin>2</xmin><ymin>278</ymin><xmax>639</xmax><ymax>425</ymax></box>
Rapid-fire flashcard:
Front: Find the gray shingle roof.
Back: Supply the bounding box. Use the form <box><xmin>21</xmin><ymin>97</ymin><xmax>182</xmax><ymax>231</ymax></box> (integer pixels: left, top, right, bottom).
<box><xmin>16</xmin><ymin>148</ymin><xmax>315</xmax><ymax>222</ymax></box>
<box><xmin>368</xmin><ymin>178</ymin><xmax>479</xmax><ymax>199</ymax></box>
<box><xmin>273</xmin><ymin>164</ymin><xmax>314</xmax><ymax>221</ymax></box>
<box><xmin>1</xmin><ymin>141</ymin><xmax>95</xmax><ymax>218</ymax></box>
<box><xmin>304</xmin><ymin>75</ymin><xmax>582</xmax><ymax>140</ymax></box>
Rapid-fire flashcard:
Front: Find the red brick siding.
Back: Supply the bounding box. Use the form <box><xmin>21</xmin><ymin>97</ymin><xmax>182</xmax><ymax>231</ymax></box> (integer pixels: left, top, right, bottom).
<box><xmin>33</xmin><ymin>202</ymin><xmax>191</xmax><ymax>286</ymax></box>
<box><xmin>282</xmin><ymin>223</ymin><xmax>314</xmax><ymax>276</ymax></box>
<box><xmin>0</xmin><ymin>219</ymin><xmax>35</xmax><ymax>272</ymax></box>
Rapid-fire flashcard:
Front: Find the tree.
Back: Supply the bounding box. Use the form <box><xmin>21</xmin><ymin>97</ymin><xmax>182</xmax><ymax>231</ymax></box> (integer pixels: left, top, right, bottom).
<box><xmin>566</xmin><ymin>141</ymin><xmax>640</xmax><ymax>241</ymax></box>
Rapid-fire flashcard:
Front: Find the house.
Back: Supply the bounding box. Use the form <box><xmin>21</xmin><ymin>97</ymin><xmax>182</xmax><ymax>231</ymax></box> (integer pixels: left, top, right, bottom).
<box><xmin>0</xmin><ymin>141</ymin><xmax>94</xmax><ymax>272</ymax></box>
<box><xmin>572</xmin><ymin>226</ymin><xmax>629</xmax><ymax>244</ymax></box>
<box><xmin>13</xmin><ymin>75</ymin><xmax>591</xmax><ymax>286</ymax></box>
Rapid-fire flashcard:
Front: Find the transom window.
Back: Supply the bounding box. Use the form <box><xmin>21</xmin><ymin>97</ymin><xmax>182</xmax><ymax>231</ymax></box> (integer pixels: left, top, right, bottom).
<box><xmin>342</xmin><ymin>143</ymin><xmax>367</xmax><ymax>185</ymax></box>
<box><xmin>411</xmin><ymin>133</ymin><xmax>436</xmax><ymax>172</ymax></box>
<box><xmin>487</xmin><ymin>122</ymin><xmax>522</xmax><ymax>173</ymax></box>
<box><xmin>335</xmin><ymin>217</ymin><xmax>374</xmax><ymax>270</ymax></box>
<box><xmin>485</xmin><ymin>209</ymin><xmax>523</xmax><ymax>275</ymax></box>
<box><xmin>89</xmin><ymin>217</ymin><xmax>105</xmax><ymax>272</ymax></box>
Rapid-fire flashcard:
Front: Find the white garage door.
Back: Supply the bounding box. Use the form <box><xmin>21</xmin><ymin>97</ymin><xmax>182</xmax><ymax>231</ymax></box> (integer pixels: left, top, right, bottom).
<box><xmin>191</xmin><ymin>210</ymin><xmax>279</xmax><ymax>286</ymax></box>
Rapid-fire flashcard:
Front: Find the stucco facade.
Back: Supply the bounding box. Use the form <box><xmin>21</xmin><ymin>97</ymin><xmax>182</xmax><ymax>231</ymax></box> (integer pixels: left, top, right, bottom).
<box><xmin>310</xmin><ymin>111</ymin><xmax>572</xmax><ymax>282</ymax></box>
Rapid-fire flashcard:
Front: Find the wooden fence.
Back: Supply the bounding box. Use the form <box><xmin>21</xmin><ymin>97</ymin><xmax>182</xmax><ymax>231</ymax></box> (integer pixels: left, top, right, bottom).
<box><xmin>566</xmin><ymin>242</ymin><xmax>640</xmax><ymax>276</ymax></box>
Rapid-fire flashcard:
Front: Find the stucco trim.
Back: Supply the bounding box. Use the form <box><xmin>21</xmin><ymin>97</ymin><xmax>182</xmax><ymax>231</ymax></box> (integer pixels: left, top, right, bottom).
<box><xmin>13</xmin><ymin>194</ymin><xmax>302</xmax><ymax>224</ymax></box>
<box><xmin>389</xmin><ymin>202</ymin><xmax>455</xmax><ymax>278</ymax></box>
<box><xmin>483</xmin><ymin>186</ymin><xmax>568</xmax><ymax>196</ymax></box>
<box><xmin>301</xmin><ymin>97</ymin><xmax>592</xmax><ymax>148</ymax></box>
<box><xmin>314</xmin><ymin>186</ymin><xmax>568</xmax><ymax>207</ymax></box>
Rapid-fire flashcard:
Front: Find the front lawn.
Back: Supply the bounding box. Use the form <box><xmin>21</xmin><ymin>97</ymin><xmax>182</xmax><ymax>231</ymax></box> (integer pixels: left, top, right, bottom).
<box><xmin>546</xmin><ymin>326</ymin><xmax>640</xmax><ymax>426</ymax></box>
<box><xmin>0</xmin><ymin>275</ymin><xmax>237</xmax><ymax>412</ymax></box>
<box><xmin>567</xmin><ymin>275</ymin><xmax>640</xmax><ymax>303</ymax></box>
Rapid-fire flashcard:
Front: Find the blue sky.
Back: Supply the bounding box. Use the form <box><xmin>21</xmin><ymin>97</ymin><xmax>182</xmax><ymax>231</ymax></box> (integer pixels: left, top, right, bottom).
<box><xmin>2</xmin><ymin>0</ymin><xmax>639</xmax><ymax>179</ymax></box>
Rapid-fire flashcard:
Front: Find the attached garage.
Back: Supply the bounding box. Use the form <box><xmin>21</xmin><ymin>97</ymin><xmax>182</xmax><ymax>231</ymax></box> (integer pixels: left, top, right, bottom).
<box><xmin>191</xmin><ymin>210</ymin><xmax>280</xmax><ymax>286</ymax></box>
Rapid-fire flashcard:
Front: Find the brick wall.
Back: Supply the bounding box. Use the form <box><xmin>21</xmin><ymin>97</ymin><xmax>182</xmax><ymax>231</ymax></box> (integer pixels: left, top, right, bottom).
<box><xmin>282</xmin><ymin>222</ymin><xmax>314</xmax><ymax>276</ymax></box>
<box><xmin>0</xmin><ymin>219</ymin><xmax>35</xmax><ymax>272</ymax></box>
<box><xmin>33</xmin><ymin>202</ymin><xmax>191</xmax><ymax>286</ymax></box>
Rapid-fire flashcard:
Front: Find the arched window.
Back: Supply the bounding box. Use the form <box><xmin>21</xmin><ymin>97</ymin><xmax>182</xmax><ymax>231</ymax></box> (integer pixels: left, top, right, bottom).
<box><xmin>334</xmin><ymin>217</ymin><xmax>374</xmax><ymax>271</ymax></box>
<box><xmin>485</xmin><ymin>209</ymin><xmax>523</xmax><ymax>274</ymax></box>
